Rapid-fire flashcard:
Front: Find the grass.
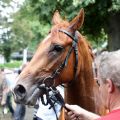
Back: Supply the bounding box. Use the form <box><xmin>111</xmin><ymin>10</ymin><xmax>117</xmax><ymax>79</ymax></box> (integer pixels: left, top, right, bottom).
<box><xmin>0</xmin><ymin>61</ymin><xmax>22</xmax><ymax>69</ymax></box>
<box><xmin>0</xmin><ymin>106</ymin><xmax>12</xmax><ymax>120</ymax></box>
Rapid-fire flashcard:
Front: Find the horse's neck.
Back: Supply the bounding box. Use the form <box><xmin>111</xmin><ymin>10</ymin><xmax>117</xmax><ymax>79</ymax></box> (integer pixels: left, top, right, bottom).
<box><xmin>64</xmin><ymin>58</ymin><xmax>105</xmax><ymax>114</ymax></box>
<box><xmin>65</xmin><ymin>38</ymin><xmax>97</xmax><ymax>112</ymax></box>
<box><xmin>65</xmin><ymin>71</ymin><xmax>96</xmax><ymax>112</ymax></box>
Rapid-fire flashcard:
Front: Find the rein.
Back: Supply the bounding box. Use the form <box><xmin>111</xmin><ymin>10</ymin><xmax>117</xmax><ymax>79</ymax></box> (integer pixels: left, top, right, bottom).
<box><xmin>37</xmin><ymin>29</ymin><xmax>79</xmax><ymax>120</ymax></box>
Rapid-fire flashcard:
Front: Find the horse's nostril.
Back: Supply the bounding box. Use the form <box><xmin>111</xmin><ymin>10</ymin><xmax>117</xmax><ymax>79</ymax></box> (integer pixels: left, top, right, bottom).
<box><xmin>14</xmin><ymin>84</ymin><xmax>26</xmax><ymax>99</ymax></box>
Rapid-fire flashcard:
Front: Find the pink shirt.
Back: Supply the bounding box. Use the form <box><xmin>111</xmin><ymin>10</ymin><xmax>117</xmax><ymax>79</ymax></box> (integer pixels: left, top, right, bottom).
<box><xmin>98</xmin><ymin>109</ymin><xmax>120</xmax><ymax>120</ymax></box>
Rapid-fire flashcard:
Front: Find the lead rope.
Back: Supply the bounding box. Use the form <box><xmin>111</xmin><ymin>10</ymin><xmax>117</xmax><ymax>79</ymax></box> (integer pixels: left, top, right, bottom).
<box><xmin>39</xmin><ymin>85</ymin><xmax>61</xmax><ymax>120</ymax></box>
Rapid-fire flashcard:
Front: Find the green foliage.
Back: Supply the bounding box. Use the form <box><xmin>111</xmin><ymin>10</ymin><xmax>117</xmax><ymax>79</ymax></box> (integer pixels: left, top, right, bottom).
<box><xmin>0</xmin><ymin>0</ymin><xmax>33</xmax><ymax>62</ymax></box>
<box><xmin>25</xmin><ymin>0</ymin><xmax>119</xmax><ymax>48</ymax></box>
<box><xmin>11</xmin><ymin>16</ymin><xmax>34</xmax><ymax>50</ymax></box>
<box><xmin>8</xmin><ymin>0</ymin><xmax>120</xmax><ymax>53</ymax></box>
<box><xmin>0</xmin><ymin>61</ymin><xmax>22</xmax><ymax>69</ymax></box>
<box><xmin>28</xmin><ymin>0</ymin><xmax>76</xmax><ymax>24</ymax></box>
<box><xmin>109</xmin><ymin>0</ymin><xmax>120</xmax><ymax>11</ymax></box>
<box><xmin>11</xmin><ymin>4</ymin><xmax>34</xmax><ymax>50</ymax></box>
<box><xmin>1</xmin><ymin>0</ymin><xmax>11</xmax><ymax>4</ymax></box>
<box><xmin>11</xmin><ymin>1</ymin><xmax>51</xmax><ymax>51</ymax></box>
<box><xmin>87</xmin><ymin>29</ymin><xmax>108</xmax><ymax>49</ymax></box>
<box><xmin>28</xmin><ymin>21</ymin><xmax>50</xmax><ymax>51</ymax></box>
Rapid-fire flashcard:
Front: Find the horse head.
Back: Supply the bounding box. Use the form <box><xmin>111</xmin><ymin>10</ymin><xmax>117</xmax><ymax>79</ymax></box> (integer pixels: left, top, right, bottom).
<box><xmin>13</xmin><ymin>9</ymin><xmax>93</xmax><ymax>106</ymax></box>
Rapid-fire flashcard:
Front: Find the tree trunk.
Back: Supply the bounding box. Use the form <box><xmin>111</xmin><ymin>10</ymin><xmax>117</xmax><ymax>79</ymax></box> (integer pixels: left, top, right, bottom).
<box><xmin>107</xmin><ymin>12</ymin><xmax>120</xmax><ymax>51</ymax></box>
<box><xmin>3</xmin><ymin>47</ymin><xmax>11</xmax><ymax>62</ymax></box>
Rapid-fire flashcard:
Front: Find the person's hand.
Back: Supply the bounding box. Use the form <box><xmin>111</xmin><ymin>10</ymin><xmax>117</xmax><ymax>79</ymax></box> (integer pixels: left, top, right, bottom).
<box><xmin>65</xmin><ymin>104</ymin><xmax>87</xmax><ymax>115</ymax></box>
<box><xmin>65</xmin><ymin>111</ymin><xmax>81</xmax><ymax>120</ymax></box>
<box><xmin>65</xmin><ymin>104</ymin><xmax>86</xmax><ymax>120</ymax></box>
<box><xmin>65</xmin><ymin>104</ymin><xmax>100</xmax><ymax>120</ymax></box>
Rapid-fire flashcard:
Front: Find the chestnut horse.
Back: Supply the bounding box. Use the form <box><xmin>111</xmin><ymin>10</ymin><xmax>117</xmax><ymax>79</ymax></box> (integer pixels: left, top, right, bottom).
<box><xmin>13</xmin><ymin>9</ymin><xmax>103</xmax><ymax>119</ymax></box>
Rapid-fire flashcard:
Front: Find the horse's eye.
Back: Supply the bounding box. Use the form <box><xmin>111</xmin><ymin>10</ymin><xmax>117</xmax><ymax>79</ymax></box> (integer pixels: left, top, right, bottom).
<box><xmin>53</xmin><ymin>45</ymin><xmax>63</xmax><ymax>52</ymax></box>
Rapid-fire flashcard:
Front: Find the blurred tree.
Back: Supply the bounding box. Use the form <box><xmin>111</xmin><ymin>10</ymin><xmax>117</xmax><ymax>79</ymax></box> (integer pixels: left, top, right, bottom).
<box><xmin>28</xmin><ymin>0</ymin><xmax>120</xmax><ymax>51</ymax></box>
<box><xmin>0</xmin><ymin>27</ymin><xmax>12</xmax><ymax>62</ymax></box>
<box><xmin>81</xmin><ymin>0</ymin><xmax>120</xmax><ymax>51</ymax></box>
<box><xmin>11</xmin><ymin>11</ymin><xmax>33</xmax><ymax>51</ymax></box>
<box><xmin>12</xmin><ymin>2</ymin><xmax>50</xmax><ymax>52</ymax></box>
<box><xmin>0</xmin><ymin>1</ymin><xmax>12</xmax><ymax>62</ymax></box>
<box><xmin>8</xmin><ymin>0</ymin><xmax>120</xmax><ymax>54</ymax></box>
<box><xmin>0</xmin><ymin>0</ymin><xmax>33</xmax><ymax>62</ymax></box>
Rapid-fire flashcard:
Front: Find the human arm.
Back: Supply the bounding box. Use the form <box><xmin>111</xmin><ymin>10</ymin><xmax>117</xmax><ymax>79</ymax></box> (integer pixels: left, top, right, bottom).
<box><xmin>65</xmin><ymin>104</ymin><xmax>100</xmax><ymax>120</ymax></box>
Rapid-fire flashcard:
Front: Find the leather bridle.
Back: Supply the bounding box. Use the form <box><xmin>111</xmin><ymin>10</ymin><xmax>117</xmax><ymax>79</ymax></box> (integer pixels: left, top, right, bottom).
<box><xmin>35</xmin><ymin>29</ymin><xmax>80</xmax><ymax>120</ymax></box>
<box><xmin>41</xmin><ymin>29</ymin><xmax>79</xmax><ymax>88</ymax></box>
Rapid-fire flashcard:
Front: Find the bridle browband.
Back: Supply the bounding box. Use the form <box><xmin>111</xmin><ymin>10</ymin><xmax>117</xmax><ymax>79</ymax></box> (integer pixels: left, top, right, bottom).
<box><xmin>36</xmin><ymin>29</ymin><xmax>80</xmax><ymax>120</ymax></box>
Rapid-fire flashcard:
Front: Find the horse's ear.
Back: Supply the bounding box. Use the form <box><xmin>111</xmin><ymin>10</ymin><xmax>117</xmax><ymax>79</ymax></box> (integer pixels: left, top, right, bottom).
<box><xmin>52</xmin><ymin>10</ymin><xmax>62</xmax><ymax>25</ymax></box>
<box><xmin>68</xmin><ymin>8</ymin><xmax>84</xmax><ymax>32</ymax></box>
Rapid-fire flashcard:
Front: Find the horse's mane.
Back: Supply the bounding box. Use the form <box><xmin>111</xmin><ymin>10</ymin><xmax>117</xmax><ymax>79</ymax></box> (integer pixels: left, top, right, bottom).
<box><xmin>65</xmin><ymin>32</ymin><xmax>97</xmax><ymax>112</ymax></box>
<box><xmin>73</xmin><ymin>34</ymin><xmax>106</xmax><ymax>114</ymax></box>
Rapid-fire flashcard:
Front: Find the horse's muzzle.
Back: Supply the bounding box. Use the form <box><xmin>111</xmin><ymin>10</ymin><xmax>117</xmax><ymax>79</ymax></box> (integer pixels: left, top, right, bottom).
<box><xmin>13</xmin><ymin>84</ymin><xmax>43</xmax><ymax>105</ymax></box>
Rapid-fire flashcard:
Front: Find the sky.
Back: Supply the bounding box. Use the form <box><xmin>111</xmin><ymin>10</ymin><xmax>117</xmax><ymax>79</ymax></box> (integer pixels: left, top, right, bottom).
<box><xmin>0</xmin><ymin>0</ymin><xmax>25</xmax><ymax>18</ymax></box>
